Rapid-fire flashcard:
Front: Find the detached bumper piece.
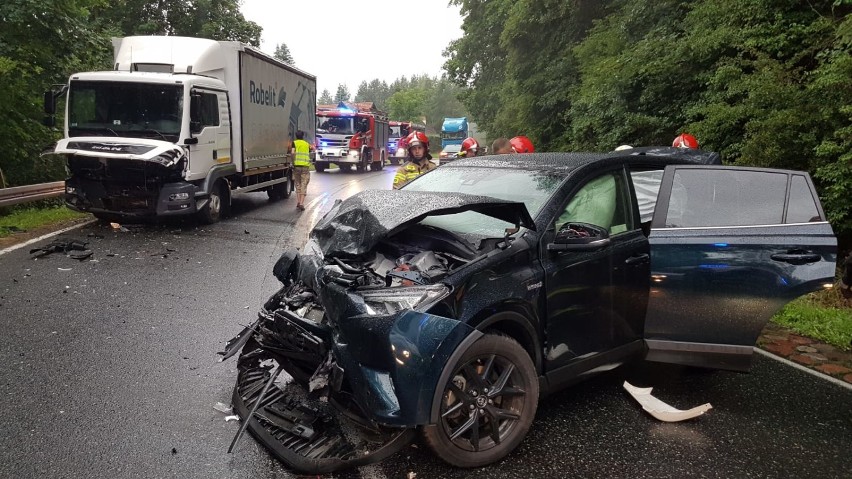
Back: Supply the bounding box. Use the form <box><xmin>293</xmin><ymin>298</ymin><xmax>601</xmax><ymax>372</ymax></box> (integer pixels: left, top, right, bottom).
<box><xmin>226</xmin><ymin>330</ymin><xmax>415</xmax><ymax>474</ymax></box>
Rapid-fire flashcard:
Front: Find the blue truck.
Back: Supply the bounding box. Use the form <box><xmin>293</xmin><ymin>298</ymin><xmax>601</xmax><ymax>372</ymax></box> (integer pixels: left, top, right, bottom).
<box><xmin>440</xmin><ymin>117</ymin><xmax>468</xmax><ymax>149</ymax></box>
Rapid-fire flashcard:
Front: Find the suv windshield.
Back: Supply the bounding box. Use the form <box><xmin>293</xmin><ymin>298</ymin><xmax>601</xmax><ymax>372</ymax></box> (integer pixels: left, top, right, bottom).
<box><xmin>68</xmin><ymin>81</ymin><xmax>183</xmax><ymax>140</ymax></box>
<box><xmin>402</xmin><ymin>167</ymin><xmax>562</xmax><ymax>236</ymax></box>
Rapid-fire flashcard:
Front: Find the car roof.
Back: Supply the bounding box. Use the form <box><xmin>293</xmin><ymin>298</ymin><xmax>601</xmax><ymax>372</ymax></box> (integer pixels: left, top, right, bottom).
<box><xmin>443</xmin><ymin>144</ymin><xmax>461</xmax><ymax>150</ymax></box>
<box><xmin>441</xmin><ymin>147</ymin><xmax>721</xmax><ymax>176</ymax></box>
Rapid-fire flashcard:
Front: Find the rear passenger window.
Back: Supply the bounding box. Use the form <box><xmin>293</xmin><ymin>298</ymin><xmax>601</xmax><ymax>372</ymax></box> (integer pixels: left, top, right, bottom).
<box><xmin>665</xmin><ymin>169</ymin><xmax>788</xmax><ymax>227</ymax></box>
<box><xmin>786</xmin><ymin>175</ymin><xmax>821</xmax><ymax>223</ymax></box>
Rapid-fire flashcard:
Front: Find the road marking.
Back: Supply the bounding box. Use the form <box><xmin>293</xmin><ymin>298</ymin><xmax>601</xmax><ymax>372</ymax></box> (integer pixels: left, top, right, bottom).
<box><xmin>754</xmin><ymin>347</ymin><xmax>852</xmax><ymax>391</ymax></box>
<box><xmin>0</xmin><ymin>219</ymin><xmax>98</xmax><ymax>257</ymax></box>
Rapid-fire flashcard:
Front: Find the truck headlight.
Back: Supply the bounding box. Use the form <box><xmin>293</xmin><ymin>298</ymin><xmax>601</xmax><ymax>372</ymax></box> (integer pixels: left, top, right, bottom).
<box><xmin>359</xmin><ymin>285</ymin><xmax>450</xmax><ymax>315</ymax></box>
<box><xmin>169</xmin><ymin>192</ymin><xmax>190</xmax><ymax>201</ymax></box>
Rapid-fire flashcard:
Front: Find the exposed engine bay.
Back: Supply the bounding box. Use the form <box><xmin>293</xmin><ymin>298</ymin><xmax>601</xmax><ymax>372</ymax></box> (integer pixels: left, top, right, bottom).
<box><xmin>220</xmin><ymin>190</ymin><xmax>535</xmax><ymax>473</ymax></box>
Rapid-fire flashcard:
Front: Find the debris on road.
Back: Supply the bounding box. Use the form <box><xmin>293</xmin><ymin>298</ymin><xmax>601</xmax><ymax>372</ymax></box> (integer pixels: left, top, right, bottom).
<box><xmin>29</xmin><ymin>239</ymin><xmax>91</xmax><ymax>259</ymax></box>
<box><xmin>213</xmin><ymin>402</ymin><xmax>233</xmax><ymax>415</ymax></box>
<box><xmin>623</xmin><ymin>381</ymin><xmax>712</xmax><ymax>422</ymax></box>
<box><xmin>110</xmin><ymin>222</ymin><xmax>129</xmax><ymax>232</ymax></box>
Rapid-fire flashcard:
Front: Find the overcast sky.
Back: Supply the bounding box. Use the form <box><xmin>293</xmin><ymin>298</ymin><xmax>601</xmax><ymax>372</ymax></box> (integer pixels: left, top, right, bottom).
<box><xmin>240</xmin><ymin>0</ymin><xmax>464</xmax><ymax>98</ymax></box>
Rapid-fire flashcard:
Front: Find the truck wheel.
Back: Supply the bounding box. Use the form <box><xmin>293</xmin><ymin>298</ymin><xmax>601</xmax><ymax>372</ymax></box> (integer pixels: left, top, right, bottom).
<box><xmin>315</xmin><ymin>162</ymin><xmax>326</xmax><ymax>173</ymax></box>
<box><xmin>371</xmin><ymin>152</ymin><xmax>384</xmax><ymax>171</ymax></box>
<box><xmin>267</xmin><ymin>174</ymin><xmax>291</xmax><ymax>201</ymax></box>
<box><xmin>198</xmin><ymin>181</ymin><xmax>227</xmax><ymax>224</ymax></box>
<box><xmin>422</xmin><ymin>333</ymin><xmax>538</xmax><ymax>468</ymax></box>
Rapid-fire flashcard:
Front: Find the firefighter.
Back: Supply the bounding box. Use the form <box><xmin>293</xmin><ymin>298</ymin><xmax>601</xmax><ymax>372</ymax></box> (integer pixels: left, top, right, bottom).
<box><xmin>393</xmin><ymin>131</ymin><xmax>436</xmax><ymax>189</ymax></box>
<box><xmin>510</xmin><ymin>135</ymin><xmax>535</xmax><ymax>153</ymax></box>
<box><xmin>459</xmin><ymin>137</ymin><xmax>480</xmax><ymax>158</ymax></box>
<box><xmin>672</xmin><ymin>133</ymin><xmax>699</xmax><ymax>149</ymax></box>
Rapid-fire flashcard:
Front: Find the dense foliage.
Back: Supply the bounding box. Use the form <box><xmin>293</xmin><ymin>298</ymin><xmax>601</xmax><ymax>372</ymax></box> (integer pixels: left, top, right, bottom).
<box><xmin>446</xmin><ymin>0</ymin><xmax>852</xmax><ymax>242</ymax></box>
<box><xmin>0</xmin><ymin>0</ymin><xmax>260</xmax><ymax>187</ymax></box>
<box><xmin>354</xmin><ymin>75</ymin><xmax>467</xmax><ymax>135</ymax></box>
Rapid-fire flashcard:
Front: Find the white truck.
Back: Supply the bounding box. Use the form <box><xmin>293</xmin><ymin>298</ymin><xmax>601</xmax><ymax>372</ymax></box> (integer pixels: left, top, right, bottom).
<box><xmin>44</xmin><ymin>36</ymin><xmax>317</xmax><ymax>223</ymax></box>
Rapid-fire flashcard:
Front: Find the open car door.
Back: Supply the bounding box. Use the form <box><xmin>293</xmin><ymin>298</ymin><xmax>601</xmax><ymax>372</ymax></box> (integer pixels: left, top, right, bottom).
<box><xmin>643</xmin><ymin>165</ymin><xmax>836</xmax><ymax>371</ymax></box>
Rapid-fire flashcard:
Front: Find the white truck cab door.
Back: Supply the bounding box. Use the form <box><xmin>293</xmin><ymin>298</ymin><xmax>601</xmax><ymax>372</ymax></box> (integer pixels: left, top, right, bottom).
<box><xmin>187</xmin><ymin>89</ymin><xmax>230</xmax><ymax>181</ymax></box>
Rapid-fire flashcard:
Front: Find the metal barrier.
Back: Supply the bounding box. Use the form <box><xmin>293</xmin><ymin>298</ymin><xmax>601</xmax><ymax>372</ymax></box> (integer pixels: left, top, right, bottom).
<box><xmin>0</xmin><ymin>181</ymin><xmax>65</xmax><ymax>208</ymax></box>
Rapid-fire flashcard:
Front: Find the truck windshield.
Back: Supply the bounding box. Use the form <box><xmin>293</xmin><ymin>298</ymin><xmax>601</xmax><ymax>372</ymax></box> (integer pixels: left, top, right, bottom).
<box><xmin>68</xmin><ymin>81</ymin><xmax>183</xmax><ymax>140</ymax></box>
<box><xmin>389</xmin><ymin>125</ymin><xmax>410</xmax><ymax>139</ymax></box>
<box><xmin>317</xmin><ymin>115</ymin><xmax>356</xmax><ymax>135</ymax></box>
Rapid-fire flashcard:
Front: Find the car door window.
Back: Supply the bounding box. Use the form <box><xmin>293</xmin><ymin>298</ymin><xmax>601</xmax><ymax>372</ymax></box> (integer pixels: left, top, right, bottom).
<box><xmin>786</xmin><ymin>175</ymin><xmax>821</xmax><ymax>223</ymax></box>
<box><xmin>664</xmin><ymin>169</ymin><xmax>788</xmax><ymax>227</ymax></box>
<box><xmin>630</xmin><ymin>169</ymin><xmax>663</xmax><ymax>224</ymax></box>
<box><xmin>556</xmin><ymin>171</ymin><xmax>632</xmax><ymax>235</ymax></box>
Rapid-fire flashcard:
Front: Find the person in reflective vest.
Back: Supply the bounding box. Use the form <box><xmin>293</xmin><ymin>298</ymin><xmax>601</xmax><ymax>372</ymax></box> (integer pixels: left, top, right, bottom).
<box><xmin>292</xmin><ymin>130</ymin><xmax>312</xmax><ymax>210</ymax></box>
<box><xmin>393</xmin><ymin>131</ymin><xmax>436</xmax><ymax>189</ymax></box>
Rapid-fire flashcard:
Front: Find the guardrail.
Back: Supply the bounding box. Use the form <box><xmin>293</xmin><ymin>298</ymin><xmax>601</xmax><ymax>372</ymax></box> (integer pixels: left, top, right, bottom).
<box><xmin>0</xmin><ymin>181</ymin><xmax>65</xmax><ymax>208</ymax></box>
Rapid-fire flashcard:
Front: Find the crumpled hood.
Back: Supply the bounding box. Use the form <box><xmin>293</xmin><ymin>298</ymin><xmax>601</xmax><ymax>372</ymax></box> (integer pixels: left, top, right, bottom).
<box><xmin>55</xmin><ymin>137</ymin><xmax>186</xmax><ymax>167</ymax></box>
<box><xmin>311</xmin><ymin>190</ymin><xmax>536</xmax><ymax>258</ymax></box>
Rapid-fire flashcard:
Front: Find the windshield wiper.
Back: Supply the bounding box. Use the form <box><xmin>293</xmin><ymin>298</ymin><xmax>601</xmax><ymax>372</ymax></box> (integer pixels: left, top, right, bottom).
<box><xmin>137</xmin><ymin>128</ymin><xmax>169</xmax><ymax>141</ymax></box>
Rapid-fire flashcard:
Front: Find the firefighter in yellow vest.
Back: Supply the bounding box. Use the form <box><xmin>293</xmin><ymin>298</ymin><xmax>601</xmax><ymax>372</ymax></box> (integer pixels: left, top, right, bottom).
<box><xmin>393</xmin><ymin>131</ymin><xmax>436</xmax><ymax>189</ymax></box>
<box><xmin>291</xmin><ymin>130</ymin><xmax>312</xmax><ymax>210</ymax></box>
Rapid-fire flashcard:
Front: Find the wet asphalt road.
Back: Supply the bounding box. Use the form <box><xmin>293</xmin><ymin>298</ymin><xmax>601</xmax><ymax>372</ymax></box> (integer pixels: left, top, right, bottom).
<box><xmin>1</xmin><ymin>167</ymin><xmax>850</xmax><ymax>479</ymax></box>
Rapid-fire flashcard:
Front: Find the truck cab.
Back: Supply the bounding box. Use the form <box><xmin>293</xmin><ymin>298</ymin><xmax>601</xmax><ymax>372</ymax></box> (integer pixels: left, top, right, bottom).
<box><xmin>315</xmin><ymin>102</ymin><xmax>388</xmax><ymax>173</ymax></box>
<box><xmin>45</xmin><ymin>36</ymin><xmax>317</xmax><ymax>223</ymax></box>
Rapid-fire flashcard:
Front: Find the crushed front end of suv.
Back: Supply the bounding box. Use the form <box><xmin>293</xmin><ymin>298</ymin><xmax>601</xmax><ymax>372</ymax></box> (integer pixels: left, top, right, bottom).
<box><xmin>221</xmin><ymin>149</ymin><xmax>837</xmax><ymax>473</ymax></box>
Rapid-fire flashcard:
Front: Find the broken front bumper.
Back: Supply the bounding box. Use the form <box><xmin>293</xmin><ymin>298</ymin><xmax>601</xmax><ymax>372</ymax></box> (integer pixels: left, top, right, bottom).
<box><xmin>221</xmin><ymin>305</ymin><xmax>477</xmax><ymax>473</ymax></box>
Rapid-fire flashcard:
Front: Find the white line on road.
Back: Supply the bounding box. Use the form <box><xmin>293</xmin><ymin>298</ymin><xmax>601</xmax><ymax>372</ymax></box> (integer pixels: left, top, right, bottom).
<box><xmin>754</xmin><ymin>347</ymin><xmax>852</xmax><ymax>391</ymax></box>
<box><xmin>0</xmin><ymin>219</ymin><xmax>98</xmax><ymax>257</ymax></box>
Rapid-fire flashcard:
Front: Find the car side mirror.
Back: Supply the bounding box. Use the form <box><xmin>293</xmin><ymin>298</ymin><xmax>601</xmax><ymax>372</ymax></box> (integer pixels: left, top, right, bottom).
<box><xmin>547</xmin><ymin>222</ymin><xmax>610</xmax><ymax>252</ymax></box>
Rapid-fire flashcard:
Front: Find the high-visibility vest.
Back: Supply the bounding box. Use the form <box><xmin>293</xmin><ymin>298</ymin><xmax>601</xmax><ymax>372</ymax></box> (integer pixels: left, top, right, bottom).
<box><xmin>293</xmin><ymin>139</ymin><xmax>311</xmax><ymax>167</ymax></box>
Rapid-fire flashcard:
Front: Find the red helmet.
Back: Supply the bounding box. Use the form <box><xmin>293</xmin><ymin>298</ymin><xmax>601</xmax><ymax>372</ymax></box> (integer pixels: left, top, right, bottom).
<box><xmin>510</xmin><ymin>136</ymin><xmax>535</xmax><ymax>153</ymax></box>
<box><xmin>461</xmin><ymin>137</ymin><xmax>480</xmax><ymax>156</ymax></box>
<box><xmin>406</xmin><ymin>131</ymin><xmax>429</xmax><ymax>152</ymax></box>
<box><xmin>672</xmin><ymin>133</ymin><xmax>699</xmax><ymax>149</ymax></box>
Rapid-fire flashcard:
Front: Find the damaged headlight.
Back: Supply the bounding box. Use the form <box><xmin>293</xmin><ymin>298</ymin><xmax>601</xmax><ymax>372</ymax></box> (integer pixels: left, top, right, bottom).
<box><xmin>359</xmin><ymin>284</ymin><xmax>450</xmax><ymax>315</ymax></box>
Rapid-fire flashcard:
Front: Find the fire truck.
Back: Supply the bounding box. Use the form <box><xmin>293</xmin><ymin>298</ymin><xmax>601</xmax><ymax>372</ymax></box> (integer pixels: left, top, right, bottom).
<box><xmin>388</xmin><ymin>121</ymin><xmax>426</xmax><ymax>165</ymax></box>
<box><xmin>315</xmin><ymin>102</ymin><xmax>389</xmax><ymax>173</ymax></box>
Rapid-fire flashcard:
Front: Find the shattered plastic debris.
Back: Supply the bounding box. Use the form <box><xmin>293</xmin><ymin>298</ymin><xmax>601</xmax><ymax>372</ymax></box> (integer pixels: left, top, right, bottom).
<box><xmin>623</xmin><ymin>381</ymin><xmax>712</xmax><ymax>422</ymax></box>
<box><xmin>69</xmin><ymin>250</ymin><xmax>93</xmax><ymax>261</ymax></box>
<box><xmin>110</xmin><ymin>222</ymin><xmax>129</xmax><ymax>233</ymax></box>
<box><xmin>224</xmin><ymin>415</ymin><xmax>240</xmax><ymax>422</ymax></box>
<box><xmin>29</xmin><ymin>239</ymin><xmax>91</xmax><ymax>259</ymax></box>
<box><xmin>58</xmin><ymin>268</ymin><xmax>72</xmax><ymax>272</ymax></box>
<box><xmin>213</xmin><ymin>402</ymin><xmax>233</xmax><ymax>415</ymax></box>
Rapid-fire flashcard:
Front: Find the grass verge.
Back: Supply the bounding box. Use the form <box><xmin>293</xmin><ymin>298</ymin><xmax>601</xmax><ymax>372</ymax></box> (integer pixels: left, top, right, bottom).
<box><xmin>772</xmin><ymin>288</ymin><xmax>852</xmax><ymax>351</ymax></box>
<box><xmin>0</xmin><ymin>204</ymin><xmax>89</xmax><ymax>238</ymax></box>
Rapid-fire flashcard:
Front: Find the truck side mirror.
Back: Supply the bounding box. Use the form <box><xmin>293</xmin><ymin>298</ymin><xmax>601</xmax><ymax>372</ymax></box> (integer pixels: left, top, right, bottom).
<box><xmin>189</xmin><ymin>93</ymin><xmax>202</xmax><ymax>134</ymax></box>
<box><xmin>44</xmin><ymin>91</ymin><xmax>56</xmax><ymax>114</ymax></box>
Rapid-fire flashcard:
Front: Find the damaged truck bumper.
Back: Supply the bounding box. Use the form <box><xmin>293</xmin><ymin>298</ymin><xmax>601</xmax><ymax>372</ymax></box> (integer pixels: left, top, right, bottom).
<box><xmin>65</xmin><ymin>177</ymin><xmax>197</xmax><ymax>217</ymax></box>
<box><xmin>222</xmin><ymin>307</ymin><xmax>477</xmax><ymax>473</ymax></box>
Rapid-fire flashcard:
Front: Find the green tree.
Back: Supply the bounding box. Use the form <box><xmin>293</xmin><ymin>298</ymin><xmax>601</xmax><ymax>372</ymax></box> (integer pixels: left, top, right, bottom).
<box><xmin>0</xmin><ymin>0</ymin><xmax>113</xmax><ymax>186</ymax></box>
<box><xmin>318</xmin><ymin>88</ymin><xmax>333</xmax><ymax>104</ymax></box>
<box><xmin>273</xmin><ymin>42</ymin><xmax>294</xmax><ymax>64</ymax></box>
<box><xmin>334</xmin><ymin>83</ymin><xmax>351</xmax><ymax>103</ymax></box>
<box><xmin>387</xmin><ymin>88</ymin><xmax>428</xmax><ymax>123</ymax></box>
<box><xmin>354</xmin><ymin>79</ymin><xmax>391</xmax><ymax>110</ymax></box>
